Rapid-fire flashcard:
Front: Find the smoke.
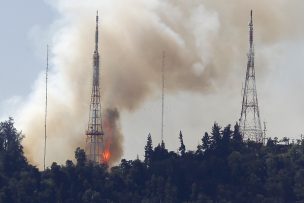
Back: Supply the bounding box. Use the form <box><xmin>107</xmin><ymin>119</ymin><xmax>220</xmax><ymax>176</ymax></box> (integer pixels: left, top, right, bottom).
<box><xmin>103</xmin><ymin>108</ymin><xmax>122</xmax><ymax>164</ymax></box>
<box><xmin>16</xmin><ymin>0</ymin><xmax>304</xmax><ymax>168</ymax></box>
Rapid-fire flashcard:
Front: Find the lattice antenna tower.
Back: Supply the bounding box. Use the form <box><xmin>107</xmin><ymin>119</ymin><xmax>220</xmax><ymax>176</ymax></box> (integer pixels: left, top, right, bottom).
<box><xmin>161</xmin><ymin>51</ymin><xmax>165</xmax><ymax>143</ymax></box>
<box><xmin>44</xmin><ymin>45</ymin><xmax>49</xmax><ymax>170</ymax></box>
<box><xmin>85</xmin><ymin>11</ymin><xmax>104</xmax><ymax>164</ymax></box>
<box><xmin>239</xmin><ymin>10</ymin><xmax>263</xmax><ymax>142</ymax></box>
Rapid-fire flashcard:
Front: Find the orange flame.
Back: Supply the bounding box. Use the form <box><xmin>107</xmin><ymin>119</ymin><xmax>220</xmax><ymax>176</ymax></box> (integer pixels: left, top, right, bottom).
<box><xmin>101</xmin><ymin>149</ymin><xmax>111</xmax><ymax>164</ymax></box>
<box><xmin>101</xmin><ymin>142</ymin><xmax>111</xmax><ymax>164</ymax></box>
<box><xmin>101</xmin><ymin>110</ymin><xmax>116</xmax><ymax>165</ymax></box>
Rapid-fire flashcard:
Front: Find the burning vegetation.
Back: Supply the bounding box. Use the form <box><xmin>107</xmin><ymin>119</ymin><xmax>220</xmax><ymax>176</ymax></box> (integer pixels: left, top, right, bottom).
<box><xmin>101</xmin><ymin>143</ymin><xmax>111</xmax><ymax>164</ymax></box>
<box><xmin>100</xmin><ymin>108</ymin><xmax>123</xmax><ymax>165</ymax></box>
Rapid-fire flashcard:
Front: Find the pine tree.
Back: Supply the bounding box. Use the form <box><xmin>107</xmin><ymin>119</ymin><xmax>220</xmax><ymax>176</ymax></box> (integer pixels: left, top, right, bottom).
<box><xmin>160</xmin><ymin>140</ymin><xmax>166</xmax><ymax>149</ymax></box>
<box><xmin>222</xmin><ymin>125</ymin><xmax>232</xmax><ymax>145</ymax></box>
<box><xmin>221</xmin><ymin>125</ymin><xmax>232</xmax><ymax>155</ymax></box>
<box><xmin>144</xmin><ymin>133</ymin><xmax>153</xmax><ymax>166</ymax></box>
<box><xmin>179</xmin><ymin>130</ymin><xmax>186</xmax><ymax>156</ymax></box>
<box><xmin>202</xmin><ymin>132</ymin><xmax>210</xmax><ymax>152</ymax></box>
<box><xmin>232</xmin><ymin>123</ymin><xmax>243</xmax><ymax>150</ymax></box>
<box><xmin>211</xmin><ymin>123</ymin><xmax>221</xmax><ymax>150</ymax></box>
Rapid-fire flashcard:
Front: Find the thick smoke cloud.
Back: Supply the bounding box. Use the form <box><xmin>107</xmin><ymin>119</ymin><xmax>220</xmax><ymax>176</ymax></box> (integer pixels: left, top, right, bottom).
<box><xmin>16</xmin><ymin>0</ymin><xmax>304</xmax><ymax>168</ymax></box>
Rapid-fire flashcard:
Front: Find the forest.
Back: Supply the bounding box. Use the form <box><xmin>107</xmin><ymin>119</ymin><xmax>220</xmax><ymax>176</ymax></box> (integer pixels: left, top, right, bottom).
<box><xmin>1</xmin><ymin>118</ymin><xmax>304</xmax><ymax>203</ymax></box>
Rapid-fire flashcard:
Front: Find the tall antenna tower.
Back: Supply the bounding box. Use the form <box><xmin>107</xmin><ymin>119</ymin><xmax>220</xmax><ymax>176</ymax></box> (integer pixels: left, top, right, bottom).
<box><xmin>239</xmin><ymin>10</ymin><xmax>263</xmax><ymax>143</ymax></box>
<box><xmin>44</xmin><ymin>45</ymin><xmax>49</xmax><ymax>170</ymax></box>
<box><xmin>161</xmin><ymin>51</ymin><xmax>165</xmax><ymax>143</ymax></box>
<box><xmin>85</xmin><ymin>11</ymin><xmax>104</xmax><ymax>164</ymax></box>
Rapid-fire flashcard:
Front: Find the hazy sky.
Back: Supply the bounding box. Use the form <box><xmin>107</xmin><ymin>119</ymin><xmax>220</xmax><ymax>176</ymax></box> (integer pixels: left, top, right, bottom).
<box><xmin>1</xmin><ymin>0</ymin><xmax>304</xmax><ymax>168</ymax></box>
<box><xmin>0</xmin><ymin>0</ymin><xmax>56</xmax><ymax>116</ymax></box>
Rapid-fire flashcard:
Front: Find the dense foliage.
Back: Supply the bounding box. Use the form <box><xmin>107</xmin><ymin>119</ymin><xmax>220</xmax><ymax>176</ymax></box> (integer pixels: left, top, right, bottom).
<box><xmin>1</xmin><ymin>118</ymin><xmax>304</xmax><ymax>202</ymax></box>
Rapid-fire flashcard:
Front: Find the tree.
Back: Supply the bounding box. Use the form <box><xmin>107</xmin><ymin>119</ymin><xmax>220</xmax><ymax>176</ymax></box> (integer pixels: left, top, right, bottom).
<box><xmin>179</xmin><ymin>131</ymin><xmax>186</xmax><ymax>156</ymax></box>
<box><xmin>202</xmin><ymin>132</ymin><xmax>211</xmax><ymax>152</ymax></box>
<box><xmin>144</xmin><ymin>133</ymin><xmax>153</xmax><ymax>166</ymax></box>
<box><xmin>65</xmin><ymin>160</ymin><xmax>74</xmax><ymax>168</ymax></box>
<box><xmin>1</xmin><ymin>118</ymin><xmax>304</xmax><ymax>202</ymax></box>
<box><xmin>160</xmin><ymin>140</ymin><xmax>166</xmax><ymax>149</ymax></box>
<box><xmin>153</xmin><ymin>144</ymin><xmax>169</xmax><ymax>161</ymax></box>
<box><xmin>164</xmin><ymin>179</ymin><xmax>177</xmax><ymax>202</ymax></box>
<box><xmin>221</xmin><ymin>125</ymin><xmax>232</xmax><ymax>154</ymax></box>
<box><xmin>294</xmin><ymin>169</ymin><xmax>304</xmax><ymax>200</ymax></box>
<box><xmin>281</xmin><ymin>137</ymin><xmax>289</xmax><ymax>145</ymax></box>
<box><xmin>0</xmin><ymin>118</ymin><xmax>26</xmax><ymax>175</ymax></box>
<box><xmin>0</xmin><ymin>118</ymin><xmax>23</xmax><ymax>152</ymax></box>
<box><xmin>210</xmin><ymin>123</ymin><xmax>221</xmax><ymax>150</ymax></box>
<box><xmin>232</xmin><ymin>123</ymin><xmax>243</xmax><ymax>150</ymax></box>
<box><xmin>274</xmin><ymin>137</ymin><xmax>279</xmax><ymax>145</ymax></box>
<box><xmin>75</xmin><ymin>147</ymin><xmax>86</xmax><ymax>166</ymax></box>
<box><xmin>82</xmin><ymin>189</ymin><xmax>101</xmax><ymax>203</ymax></box>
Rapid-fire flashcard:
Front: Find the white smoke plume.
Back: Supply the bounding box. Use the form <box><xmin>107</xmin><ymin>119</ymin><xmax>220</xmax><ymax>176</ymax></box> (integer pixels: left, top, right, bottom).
<box><xmin>16</xmin><ymin>0</ymin><xmax>304</xmax><ymax>168</ymax></box>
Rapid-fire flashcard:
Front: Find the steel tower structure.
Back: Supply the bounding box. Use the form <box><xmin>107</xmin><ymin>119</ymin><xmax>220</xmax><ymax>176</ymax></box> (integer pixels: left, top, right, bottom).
<box><xmin>239</xmin><ymin>10</ymin><xmax>263</xmax><ymax>143</ymax></box>
<box><xmin>85</xmin><ymin>11</ymin><xmax>104</xmax><ymax>164</ymax></box>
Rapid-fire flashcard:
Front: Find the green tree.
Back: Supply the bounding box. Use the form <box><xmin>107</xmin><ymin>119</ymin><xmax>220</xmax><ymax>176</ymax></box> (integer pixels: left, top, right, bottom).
<box><xmin>178</xmin><ymin>130</ymin><xmax>186</xmax><ymax>156</ymax></box>
<box><xmin>75</xmin><ymin>147</ymin><xmax>86</xmax><ymax>166</ymax></box>
<box><xmin>0</xmin><ymin>118</ymin><xmax>27</xmax><ymax>175</ymax></box>
<box><xmin>202</xmin><ymin>132</ymin><xmax>211</xmax><ymax>152</ymax></box>
<box><xmin>1</xmin><ymin>118</ymin><xmax>304</xmax><ymax>202</ymax></box>
<box><xmin>160</xmin><ymin>140</ymin><xmax>166</xmax><ymax>149</ymax></box>
<box><xmin>222</xmin><ymin>125</ymin><xmax>232</xmax><ymax>148</ymax></box>
<box><xmin>210</xmin><ymin>123</ymin><xmax>221</xmax><ymax>150</ymax></box>
<box><xmin>294</xmin><ymin>169</ymin><xmax>304</xmax><ymax>200</ymax></box>
<box><xmin>232</xmin><ymin>123</ymin><xmax>243</xmax><ymax>150</ymax></box>
<box><xmin>82</xmin><ymin>189</ymin><xmax>101</xmax><ymax>203</ymax></box>
<box><xmin>144</xmin><ymin>133</ymin><xmax>153</xmax><ymax>166</ymax></box>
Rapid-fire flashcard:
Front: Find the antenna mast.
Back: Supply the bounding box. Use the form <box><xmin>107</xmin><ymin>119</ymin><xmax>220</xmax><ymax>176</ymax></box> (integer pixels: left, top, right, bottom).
<box><xmin>85</xmin><ymin>11</ymin><xmax>104</xmax><ymax>164</ymax></box>
<box><xmin>161</xmin><ymin>51</ymin><xmax>165</xmax><ymax>142</ymax></box>
<box><xmin>44</xmin><ymin>45</ymin><xmax>49</xmax><ymax>170</ymax></box>
<box><xmin>239</xmin><ymin>10</ymin><xmax>263</xmax><ymax>142</ymax></box>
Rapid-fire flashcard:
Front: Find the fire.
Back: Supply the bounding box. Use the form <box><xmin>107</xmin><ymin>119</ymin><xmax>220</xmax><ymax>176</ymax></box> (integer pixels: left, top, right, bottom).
<box><xmin>101</xmin><ymin>142</ymin><xmax>111</xmax><ymax>164</ymax></box>
<box><xmin>101</xmin><ymin>149</ymin><xmax>111</xmax><ymax>164</ymax></box>
<box><xmin>101</xmin><ymin>109</ymin><xmax>117</xmax><ymax>165</ymax></box>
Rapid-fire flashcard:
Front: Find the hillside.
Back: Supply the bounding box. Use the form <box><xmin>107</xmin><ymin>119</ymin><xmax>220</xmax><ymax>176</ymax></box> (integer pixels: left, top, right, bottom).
<box><xmin>0</xmin><ymin>118</ymin><xmax>304</xmax><ymax>203</ymax></box>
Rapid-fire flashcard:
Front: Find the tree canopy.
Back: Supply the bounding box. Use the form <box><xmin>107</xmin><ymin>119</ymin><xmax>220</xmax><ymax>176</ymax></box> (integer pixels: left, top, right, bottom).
<box><xmin>0</xmin><ymin>118</ymin><xmax>304</xmax><ymax>202</ymax></box>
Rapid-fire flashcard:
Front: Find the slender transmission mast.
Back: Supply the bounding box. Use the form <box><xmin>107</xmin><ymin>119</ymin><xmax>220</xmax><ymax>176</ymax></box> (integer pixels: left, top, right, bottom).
<box><xmin>239</xmin><ymin>10</ymin><xmax>263</xmax><ymax>142</ymax></box>
<box><xmin>161</xmin><ymin>51</ymin><xmax>165</xmax><ymax>143</ymax></box>
<box><xmin>85</xmin><ymin>11</ymin><xmax>104</xmax><ymax>164</ymax></box>
<box><xmin>44</xmin><ymin>45</ymin><xmax>49</xmax><ymax>170</ymax></box>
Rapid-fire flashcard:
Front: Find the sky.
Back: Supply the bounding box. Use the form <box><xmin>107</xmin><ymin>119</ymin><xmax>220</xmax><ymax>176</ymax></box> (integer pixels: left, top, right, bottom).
<box><xmin>0</xmin><ymin>0</ymin><xmax>56</xmax><ymax>116</ymax></box>
<box><xmin>1</xmin><ymin>0</ymin><xmax>304</xmax><ymax>168</ymax></box>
